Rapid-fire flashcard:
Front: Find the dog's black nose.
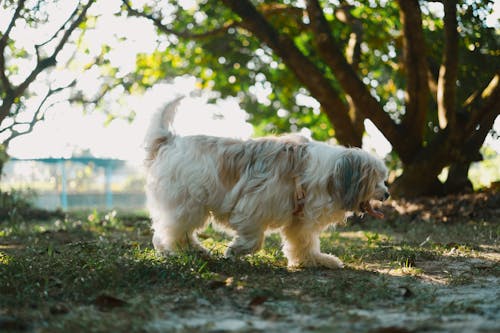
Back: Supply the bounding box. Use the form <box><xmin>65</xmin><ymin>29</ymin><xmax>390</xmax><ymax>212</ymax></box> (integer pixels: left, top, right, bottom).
<box><xmin>383</xmin><ymin>191</ymin><xmax>390</xmax><ymax>201</ymax></box>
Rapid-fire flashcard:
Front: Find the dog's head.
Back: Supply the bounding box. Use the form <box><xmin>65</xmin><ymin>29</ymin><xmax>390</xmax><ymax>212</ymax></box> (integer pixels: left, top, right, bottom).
<box><xmin>328</xmin><ymin>149</ymin><xmax>389</xmax><ymax>218</ymax></box>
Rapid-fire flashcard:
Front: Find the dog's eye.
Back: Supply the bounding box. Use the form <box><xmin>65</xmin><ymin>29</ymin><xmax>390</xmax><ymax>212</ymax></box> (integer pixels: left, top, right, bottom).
<box><xmin>384</xmin><ymin>181</ymin><xmax>389</xmax><ymax>187</ymax></box>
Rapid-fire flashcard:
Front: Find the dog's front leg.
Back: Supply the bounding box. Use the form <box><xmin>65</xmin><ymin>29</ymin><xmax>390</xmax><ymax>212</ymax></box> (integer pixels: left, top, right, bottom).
<box><xmin>281</xmin><ymin>224</ymin><xmax>344</xmax><ymax>269</ymax></box>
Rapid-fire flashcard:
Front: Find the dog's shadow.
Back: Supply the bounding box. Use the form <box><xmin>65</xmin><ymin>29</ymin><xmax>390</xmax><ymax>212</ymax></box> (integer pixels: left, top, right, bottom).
<box><xmin>168</xmin><ymin>248</ymin><xmax>435</xmax><ymax>310</ymax></box>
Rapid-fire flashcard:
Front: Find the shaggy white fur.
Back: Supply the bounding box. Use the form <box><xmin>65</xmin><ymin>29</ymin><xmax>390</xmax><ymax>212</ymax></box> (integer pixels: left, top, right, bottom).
<box><xmin>144</xmin><ymin>98</ymin><xmax>389</xmax><ymax>268</ymax></box>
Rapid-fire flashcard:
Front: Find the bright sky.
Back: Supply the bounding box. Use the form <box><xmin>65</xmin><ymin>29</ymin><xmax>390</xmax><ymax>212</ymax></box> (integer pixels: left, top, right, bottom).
<box><xmin>8</xmin><ymin>77</ymin><xmax>254</xmax><ymax>164</ymax></box>
<box><xmin>4</xmin><ymin>0</ymin><xmax>500</xmax><ymax>163</ymax></box>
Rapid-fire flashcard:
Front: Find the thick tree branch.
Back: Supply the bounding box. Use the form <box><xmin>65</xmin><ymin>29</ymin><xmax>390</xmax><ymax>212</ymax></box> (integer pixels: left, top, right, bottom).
<box><xmin>13</xmin><ymin>0</ymin><xmax>95</xmax><ymax>98</ymax></box>
<box><xmin>0</xmin><ymin>0</ymin><xmax>25</xmax><ymax>46</ymax></box>
<box><xmin>427</xmin><ymin>68</ymin><xmax>438</xmax><ymax>101</ymax></box>
<box><xmin>221</xmin><ymin>0</ymin><xmax>363</xmax><ymax>146</ymax></box>
<box><xmin>0</xmin><ymin>0</ymin><xmax>26</xmax><ymax>95</ymax></box>
<box><xmin>127</xmin><ymin>0</ymin><xmax>360</xmax><ymax>144</ymax></box>
<box><xmin>258</xmin><ymin>4</ymin><xmax>309</xmax><ymax>33</ymax></box>
<box><xmin>0</xmin><ymin>0</ymin><xmax>94</xmax><ymax>129</ymax></box>
<box><xmin>437</xmin><ymin>0</ymin><xmax>458</xmax><ymax>130</ymax></box>
<box><xmin>334</xmin><ymin>3</ymin><xmax>365</xmax><ymax>139</ymax></box>
<box><xmin>305</xmin><ymin>0</ymin><xmax>404</xmax><ymax>153</ymax></box>
<box><xmin>397</xmin><ymin>0</ymin><xmax>431</xmax><ymax>154</ymax></box>
<box><xmin>394</xmin><ymin>67</ymin><xmax>499</xmax><ymax>198</ymax></box>
<box><xmin>464</xmin><ymin>74</ymin><xmax>500</xmax><ymax>148</ymax></box>
<box><xmin>0</xmin><ymin>104</ymin><xmax>23</xmax><ymax>135</ymax></box>
<box><xmin>335</xmin><ymin>3</ymin><xmax>362</xmax><ymax>71</ymax></box>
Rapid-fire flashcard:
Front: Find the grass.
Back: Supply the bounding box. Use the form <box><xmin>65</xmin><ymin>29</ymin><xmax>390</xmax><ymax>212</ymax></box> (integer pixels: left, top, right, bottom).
<box><xmin>1</xmin><ymin>208</ymin><xmax>499</xmax><ymax>332</ymax></box>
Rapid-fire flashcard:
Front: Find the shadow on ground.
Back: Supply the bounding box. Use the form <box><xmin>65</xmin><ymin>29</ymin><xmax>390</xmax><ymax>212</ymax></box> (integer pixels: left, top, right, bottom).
<box><xmin>0</xmin><ymin>191</ymin><xmax>498</xmax><ymax>332</ymax></box>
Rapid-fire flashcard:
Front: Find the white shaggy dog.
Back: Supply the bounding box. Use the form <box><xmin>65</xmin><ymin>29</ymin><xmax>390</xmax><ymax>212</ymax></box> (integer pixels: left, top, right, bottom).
<box><xmin>144</xmin><ymin>98</ymin><xmax>389</xmax><ymax>268</ymax></box>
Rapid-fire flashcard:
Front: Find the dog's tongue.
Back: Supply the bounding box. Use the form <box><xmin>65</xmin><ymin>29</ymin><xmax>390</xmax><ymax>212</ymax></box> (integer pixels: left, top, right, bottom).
<box><xmin>362</xmin><ymin>201</ymin><xmax>385</xmax><ymax>219</ymax></box>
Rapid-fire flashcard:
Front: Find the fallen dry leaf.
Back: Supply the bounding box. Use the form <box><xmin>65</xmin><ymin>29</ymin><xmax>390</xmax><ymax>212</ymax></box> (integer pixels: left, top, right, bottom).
<box><xmin>249</xmin><ymin>295</ymin><xmax>268</xmax><ymax>308</ymax></box>
<box><xmin>94</xmin><ymin>294</ymin><xmax>128</xmax><ymax>311</ymax></box>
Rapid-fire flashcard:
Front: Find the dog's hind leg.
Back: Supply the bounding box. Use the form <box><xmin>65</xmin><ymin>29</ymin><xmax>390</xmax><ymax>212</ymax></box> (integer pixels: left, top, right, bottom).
<box><xmin>281</xmin><ymin>224</ymin><xmax>344</xmax><ymax>269</ymax></box>
<box><xmin>224</xmin><ymin>214</ymin><xmax>265</xmax><ymax>258</ymax></box>
<box><xmin>151</xmin><ymin>201</ymin><xmax>209</xmax><ymax>255</ymax></box>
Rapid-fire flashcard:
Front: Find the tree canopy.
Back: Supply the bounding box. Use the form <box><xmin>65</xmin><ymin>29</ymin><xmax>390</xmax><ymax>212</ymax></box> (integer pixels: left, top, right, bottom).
<box><xmin>0</xmin><ymin>0</ymin><xmax>498</xmax><ymax>198</ymax></box>
<box><xmin>0</xmin><ymin>0</ymin><xmax>96</xmax><ymax>148</ymax></box>
<box><xmin>121</xmin><ymin>0</ymin><xmax>499</xmax><ymax>197</ymax></box>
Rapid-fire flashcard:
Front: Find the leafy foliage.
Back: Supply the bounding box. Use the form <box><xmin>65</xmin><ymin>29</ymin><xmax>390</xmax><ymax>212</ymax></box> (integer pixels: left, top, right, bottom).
<box><xmin>126</xmin><ymin>0</ymin><xmax>342</xmax><ymax>139</ymax></box>
<box><xmin>1</xmin><ymin>0</ymin><xmax>498</xmax><ymax>197</ymax></box>
<box><xmin>0</xmin><ymin>189</ymin><xmax>35</xmax><ymax>213</ymax></box>
<box><xmin>112</xmin><ymin>0</ymin><xmax>500</xmax><ymax>196</ymax></box>
<box><xmin>122</xmin><ymin>0</ymin><xmax>498</xmax><ymax>143</ymax></box>
<box><xmin>0</xmin><ymin>0</ymin><xmax>95</xmax><ymax>148</ymax></box>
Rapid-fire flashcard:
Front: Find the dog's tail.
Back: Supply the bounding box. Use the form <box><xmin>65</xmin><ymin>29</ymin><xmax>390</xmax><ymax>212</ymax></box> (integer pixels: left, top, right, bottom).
<box><xmin>144</xmin><ymin>96</ymin><xmax>183</xmax><ymax>165</ymax></box>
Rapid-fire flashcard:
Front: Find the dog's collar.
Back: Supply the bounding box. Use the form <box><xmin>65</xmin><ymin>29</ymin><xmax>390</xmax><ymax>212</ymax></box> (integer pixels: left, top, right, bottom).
<box><xmin>293</xmin><ymin>176</ymin><xmax>305</xmax><ymax>216</ymax></box>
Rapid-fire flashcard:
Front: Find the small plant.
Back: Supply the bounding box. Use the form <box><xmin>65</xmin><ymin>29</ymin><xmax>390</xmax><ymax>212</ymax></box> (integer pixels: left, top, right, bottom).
<box><xmin>87</xmin><ymin>209</ymin><xmax>122</xmax><ymax>229</ymax></box>
<box><xmin>364</xmin><ymin>231</ymin><xmax>381</xmax><ymax>246</ymax></box>
<box><xmin>400</xmin><ymin>256</ymin><xmax>416</xmax><ymax>268</ymax></box>
<box><xmin>0</xmin><ymin>188</ymin><xmax>37</xmax><ymax>223</ymax></box>
<box><xmin>0</xmin><ymin>188</ymin><xmax>36</xmax><ymax>210</ymax></box>
<box><xmin>87</xmin><ymin>209</ymin><xmax>101</xmax><ymax>224</ymax></box>
<box><xmin>447</xmin><ymin>272</ymin><xmax>475</xmax><ymax>285</ymax></box>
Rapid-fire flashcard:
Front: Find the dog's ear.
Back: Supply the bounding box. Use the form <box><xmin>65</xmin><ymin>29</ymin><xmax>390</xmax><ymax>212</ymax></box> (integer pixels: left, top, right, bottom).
<box><xmin>331</xmin><ymin>151</ymin><xmax>366</xmax><ymax>210</ymax></box>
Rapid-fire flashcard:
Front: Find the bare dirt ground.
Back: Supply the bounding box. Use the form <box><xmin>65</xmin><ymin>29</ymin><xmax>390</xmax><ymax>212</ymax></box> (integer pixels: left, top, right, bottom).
<box><xmin>142</xmin><ymin>252</ymin><xmax>499</xmax><ymax>333</ymax></box>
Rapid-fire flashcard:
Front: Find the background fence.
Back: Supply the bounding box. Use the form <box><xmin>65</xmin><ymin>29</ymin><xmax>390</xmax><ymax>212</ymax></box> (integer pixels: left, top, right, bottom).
<box><xmin>2</xmin><ymin>158</ymin><xmax>146</xmax><ymax>211</ymax></box>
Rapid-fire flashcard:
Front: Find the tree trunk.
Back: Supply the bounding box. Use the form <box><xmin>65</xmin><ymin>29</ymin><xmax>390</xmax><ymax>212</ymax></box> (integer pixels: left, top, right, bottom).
<box><xmin>0</xmin><ymin>144</ymin><xmax>8</xmax><ymax>183</ymax></box>
<box><xmin>394</xmin><ymin>160</ymin><xmax>475</xmax><ymax>198</ymax></box>
<box><xmin>221</xmin><ymin>0</ymin><xmax>363</xmax><ymax>147</ymax></box>
<box><xmin>444</xmin><ymin>162</ymin><xmax>473</xmax><ymax>194</ymax></box>
<box><xmin>397</xmin><ymin>0</ymin><xmax>431</xmax><ymax>159</ymax></box>
<box><xmin>0</xmin><ymin>159</ymin><xmax>4</xmax><ymax>183</ymax></box>
<box><xmin>138</xmin><ymin>0</ymin><xmax>499</xmax><ymax>199</ymax></box>
<box><xmin>391</xmin><ymin>162</ymin><xmax>445</xmax><ymax>198</ymax></box>
<box><xmin>390</xmin><ymin>130</ymin><xmax>452</xmax><ymax>198</ymax></box>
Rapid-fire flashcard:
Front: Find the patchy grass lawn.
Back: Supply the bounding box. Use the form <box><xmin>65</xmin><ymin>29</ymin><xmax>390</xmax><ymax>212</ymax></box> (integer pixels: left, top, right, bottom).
<box><xmin>1</xmin><ymin>198</ymin><xmax>499</xmax><ymax>333</ymax></box>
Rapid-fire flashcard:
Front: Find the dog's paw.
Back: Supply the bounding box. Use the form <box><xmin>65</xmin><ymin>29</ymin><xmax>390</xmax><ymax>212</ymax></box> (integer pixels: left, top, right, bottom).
<box><xmin>288</xmin><ymin>253</ymin><xmax>344</xmax><ymax>269</ymax></box>
<box><xmin>224</xmin><ymin>247</ymin><xmax>236</xmax><ymax>258</ymax></box>
<box><xmin>153</xmin><ymin>247</ymin><xmax>174</xmax><ymax>257</ymax></box>
<box><xmin>224</xmin><ymin>237</ymin><xmax>261</xmax><ymax>258</ymax></box>
<box><xmin>224</xmin><ymin>245</ymin><xmax>248</xmax><ymax>258</ymax></box>
<box><xmin>152</xmin><ymin>242</ymin><xmax>173</xmax><ymax>256</ymax></box>
<box><xmin>316</xmin><ymin>253</ymin><xmax>344</xmax><ymax>269</ymax></box>
<box><xmin>153</xmin><ymin>238</ymin><xmax>210</xmax><ymax>258</ymax></box>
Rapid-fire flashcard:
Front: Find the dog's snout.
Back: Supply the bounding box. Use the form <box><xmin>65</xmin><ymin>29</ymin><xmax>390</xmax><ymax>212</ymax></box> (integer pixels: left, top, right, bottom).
<box><xmin>383</xmin><ymin>191</ymin><xmax>390</xmax><ymax>201</ymax></box>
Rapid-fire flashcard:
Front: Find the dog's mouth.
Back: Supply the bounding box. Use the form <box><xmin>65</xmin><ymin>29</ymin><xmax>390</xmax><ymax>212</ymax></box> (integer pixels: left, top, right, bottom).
<box><xmin>360</xmin><ymin>201</ymin><xmax>385</xmax><ymax>219</ymax></box>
